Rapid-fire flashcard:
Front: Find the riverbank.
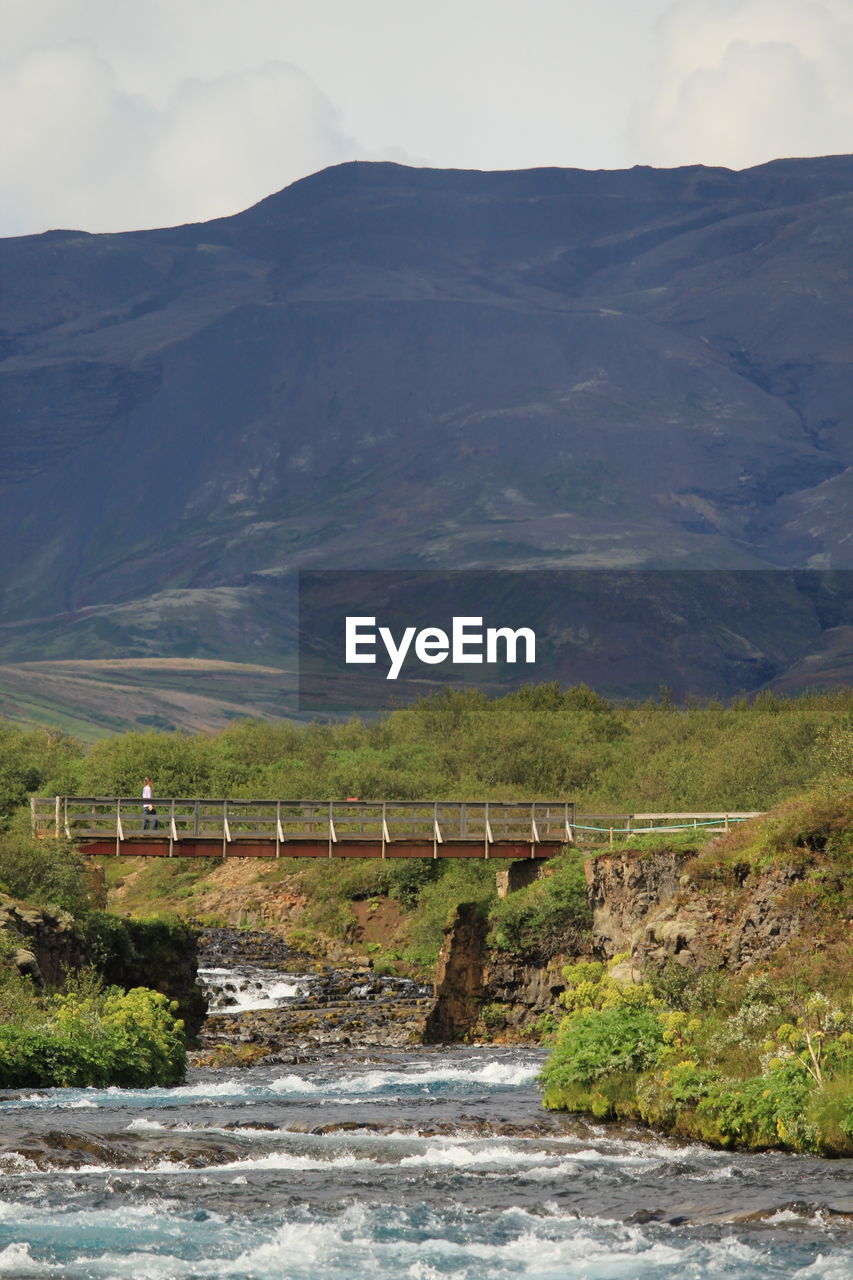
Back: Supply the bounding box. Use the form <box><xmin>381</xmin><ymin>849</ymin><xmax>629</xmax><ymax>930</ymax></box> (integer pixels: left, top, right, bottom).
<box><xmin>1</xmin><ymin>783</ymin><xmax>849</xmax><ymax>1155</ymax></box>
<box><xmin>538</xmin><ymin>788</ymin><xmax>853</xmax><ymax>1156</ymax></box>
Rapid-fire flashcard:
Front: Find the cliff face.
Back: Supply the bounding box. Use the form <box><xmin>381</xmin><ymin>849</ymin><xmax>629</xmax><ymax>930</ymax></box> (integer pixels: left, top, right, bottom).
<box><xmin>0</xmin><ymin>899</ymin><xmax>207</xmax><ymax>1040</ymax></box>
<box><xmin>632</xmin><ymin>863</ymin><xmax>809</xmax><ymax>972</ymax></box>
<box><xmin>423</xmin><ymin>904</ymin><xmax>488</xmax><ymax>1042</ymax></box>
<box><xmin>424</xmin><ymin>903</ymin><xmax>570</xmax><ymax>1042</ymax></box>
<box><xmin>584</xmin><ymin>844</ymin><xmax>818</xmax><ymax>973</ymax></box>
<box><xmin>426</xmin><ymin>842</ymin><xmax>834</xmax><ymax>1040</ymax></box>
<box><xmin>0</xmin><ymin>894</ymin><xmax>87</xmax><ymax>986</ymax></box>
<box><xmin>584</xmin><ymin>850</ymin><xmax>692</xmax><ymax>958</ymax></box>
<box><xmin>92</xmin><ymin>917</ymin><xmax>208</xmax><ymax>1040</ymax></box>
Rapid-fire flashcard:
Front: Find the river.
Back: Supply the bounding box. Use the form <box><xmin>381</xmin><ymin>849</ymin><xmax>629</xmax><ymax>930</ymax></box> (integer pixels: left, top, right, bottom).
<box><xmin>0</xmin><ymin>950</ymin><xmax>851</xmax><ymax>1277</ymax></box>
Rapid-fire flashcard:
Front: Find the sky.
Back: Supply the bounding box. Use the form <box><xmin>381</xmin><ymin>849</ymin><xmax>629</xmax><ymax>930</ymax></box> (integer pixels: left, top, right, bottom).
<box><xmin>3</xmin><ymin>0</ymin><xmax>853</xmax><ymax>236</ymax></box>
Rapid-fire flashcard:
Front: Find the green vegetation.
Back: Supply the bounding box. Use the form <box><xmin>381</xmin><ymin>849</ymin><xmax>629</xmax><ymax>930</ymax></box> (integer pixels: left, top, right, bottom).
<box><xmin>489</xmin><ymin>849</ymin><xmax>590</xmax><ymax>955</ymax></box>
<box><xmin>540</xmin><ymin>787</ymin><xmax>853</xmax><ymax>1155</ymax></box>
<box><xmin>0</xmin><ymin>908</ymin><xmax>196</xmax><ymax>1087</ymax></box>
<box><xmin>0</xmin><ymin>782</ymin><xmax>198</xmax><ymax>1087</ymax></box>
<box><xmin>0</xmin><ymin>817</ymin><xmax>90</xmax><ymax>916</ymax></box>
<box><xmin>405</xmin><ymin>862</ymin><xmax>497</xmax><ymax>970</ymax></box>
<box><xmin>0</xmin><ymin>685</ymin><xmax>849</xmax><ymax>1108</ymax></box>
<box><xmin>274</xmin><ymin>855</ymin><xmax>449</xmax><ymax>956</ymax></box>
<box><xmin>688</xmin><ymin>784</ymin><xmax>852</xmax><ymax>880</ymax></box>
<box><xmin>541</xmin><ymin>963</ymin><xmax>852</xmax><ymax>1155</ymax></box>
<box><xmin>83</xmin><ymin>911</ymin><xmax>199</xmax><ymax>989</ymax></box>
<box><xmin>5</xmin><ymin>682</ymin><xmax>846</xmax><ymax>811</ymax></box>
<box><xmin>4</xmin><ymin>683</ymin><xmax>849</xmax><ymax>970</ymax></box>
<box><xmin>0</xmin><ymin>959</ymin><xmax>186</xmax><ymax>1088</ymax></box>
<box><xmin>0</xmin><ymin>722</ymin><xmax>82</xmax><ymax>830</ymax></box>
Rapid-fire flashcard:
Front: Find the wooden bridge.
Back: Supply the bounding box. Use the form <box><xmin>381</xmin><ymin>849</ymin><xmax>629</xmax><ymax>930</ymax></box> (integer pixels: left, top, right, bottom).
<box><xmin>32</xmin><ymin>797</ymin><xmax>578</xmax><ymax>860</ymax></box>
<box><xmin>31</xmin><ymin>797</ymin><xmax>762</xmax><ymax>861</ymax></box>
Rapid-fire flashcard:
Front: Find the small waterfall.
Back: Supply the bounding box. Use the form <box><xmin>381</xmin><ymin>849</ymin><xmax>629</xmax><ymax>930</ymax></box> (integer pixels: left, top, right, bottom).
<box><xmin>198</xmin><ymin>966</ymin><xmax>316</xmax><ymax>1014</ymax></box>
<box><xmin>194</xmin><ymin>927</ymin><xmax>435</xmax><ymax>1055</ymax></box>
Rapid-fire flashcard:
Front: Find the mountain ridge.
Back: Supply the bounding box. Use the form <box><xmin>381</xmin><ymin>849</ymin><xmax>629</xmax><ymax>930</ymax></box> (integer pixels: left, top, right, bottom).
<box><xmin>2</xmin><ymin>156</ymin><xmax>852</xmax><ymax>725</ymax></box>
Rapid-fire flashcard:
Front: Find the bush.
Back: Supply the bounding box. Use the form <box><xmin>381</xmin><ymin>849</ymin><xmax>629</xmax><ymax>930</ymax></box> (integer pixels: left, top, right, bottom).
<box><xmin>78</xmin><ymin>730</ymin><xmax>214</xmax><ymax>798</ymax></box>
<box><xmin>539</xmin><ymin>1004</ymin><xmax>665</xmax><ymax>1116</ymax></box>
<box><xmin>0</xmin><ymin>814</ymin><xmax>89</xmax><ymax>916</ymax></box>
<box><xmin>405</xmin><ymin>862</ymin><xmax>497</xmax><ymax>971</ymax></box>
<box><xmin>489</xmin><ymin>850</ymin><xmax>591</xmax><ymax>955</ymax></box>
<box><xmin>539</xmin><ymin>947</ymin><xmax>853</xmax><ymax>1153</ymax></box>
<box><xmin>0</xmin><ymin>984</ymin><xmax>186</xmax><ymax>1088</ymax></box>
<box><xmin>690</xmin><ymin>783</ymin><xmax>853</xmax><ymax>878</ymax></box>
<box><xmin>23</xmin><ymin>682</ymin><xmax>847</xmax><ymax>816</ymax></box>
<box><xmin>0</xmin><ymin>723</ymin><xmax>82</xmax><ymax>831</ymax></box>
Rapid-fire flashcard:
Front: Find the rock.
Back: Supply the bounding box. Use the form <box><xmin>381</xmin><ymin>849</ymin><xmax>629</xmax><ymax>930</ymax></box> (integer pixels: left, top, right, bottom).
<box><xmin>13</xmin><ymin>948</ymin><xmax>43</xmax><ymax>985</ymax></box>
<box><xmin>195</xmin><ymin>926</ymin><xmax>433</xmax><ymax>1058</ymax></box>
<box><xmin>630</xmin><ymin>860</ymin><xmax>809</xmax><ymax>974</ymax></box>
<box><xmin>653</xmin><ymin>920</ymin><xmax>698</xmax><ymax>950</ymax></box>
<box><xmin>585</xmin><ymin>851</ymin><xmax>693</xmax><ymax>957</ymax></box>
<box><xmin>607</xmin><ymin>960</ymin><xmax>643</xmax><ymax>986</ymax></box>
<box><xmin>0</xmin><ymin>894</ymin><xmax>87</xmax><ymax>985</ymax></box>
<box><xmin>423</xmin><ymin>904</ymin><xmax>487</xmax><ymax>1043</ymax></box>
<box><xmin>496</xmin><ymin>861</ymin><xmax>545</xmax><ymax>899</ymax></box>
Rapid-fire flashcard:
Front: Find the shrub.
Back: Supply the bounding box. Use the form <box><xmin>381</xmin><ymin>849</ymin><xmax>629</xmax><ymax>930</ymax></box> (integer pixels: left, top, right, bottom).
<box><xmin>559</xmin><ymin>958</ymin><xmax>658</xmax><ymax>1014</ymax></box>
<box><xmin>0</xmin><ymin>723</ymin><xmax>82</xmax><ymax>831</ymax></box>
<box><xmin>489</xmin><ymin>850</ymin><xmax>591</xmax><ymax>956</ymax></box>
<box><xmin>0</xmin><ymin>984</ymin><xmax>186</xmax><ymax>1088</ymax></box>
<box><xmin>0</xmin><ymin>814</ymin><xmax>89</xmax><ymax>916</ymax></box>
<box><xmin>539</xmin><ymin>1004</ymin><xmax>665</xmax><ymax>1116</ymax></box>
<box><xmin>405</xmin><ymin>862</ymin><xmax>497</xmax><ymax>971</ymax></box>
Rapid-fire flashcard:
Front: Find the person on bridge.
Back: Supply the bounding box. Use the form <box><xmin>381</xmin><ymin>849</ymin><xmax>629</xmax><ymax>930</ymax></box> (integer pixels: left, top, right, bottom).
<box><xmin>142</xmin><ymin>777</ymin><xmax>159</xmax><ymax>831</ymax></box>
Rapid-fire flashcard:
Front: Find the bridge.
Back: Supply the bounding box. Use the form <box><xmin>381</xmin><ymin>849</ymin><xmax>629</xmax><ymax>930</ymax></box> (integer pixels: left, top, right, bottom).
<box><xmin>32</xmin><ymin>797</ymin><xmax>577</xmax><ymax>860</ymax></box>
<box><xmin>31</xmin><ymin>797</ymin><xmax>761</xmax><ymax>860</ymax></box>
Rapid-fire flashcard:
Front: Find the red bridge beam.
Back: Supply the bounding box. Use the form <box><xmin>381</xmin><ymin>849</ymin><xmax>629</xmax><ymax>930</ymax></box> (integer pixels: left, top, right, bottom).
<box><xmin>77</xmin><ymin>837</ymin><xmax>561</xmax><ymax>860</ymax></box>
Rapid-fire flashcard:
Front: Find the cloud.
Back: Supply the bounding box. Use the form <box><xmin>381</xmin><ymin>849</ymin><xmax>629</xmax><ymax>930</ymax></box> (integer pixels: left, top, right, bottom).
<box><xmin>0</xmin><ymin>43</ymin><xmax>359</xmax><ymax>234</ymax></box>
<box><xmin>1</xmin><ymin>1</ymin><xmax>667</xmax><ymax>234</ymax></box>
<box><xmin>148</xmin><ymin>62</ymin><xmax>356</xmax><ymax>227</ymax></box>
<box><xmin>631</xmin><ymin>0</ymin><xmax>853</xmax><ymax>169</ymax></box>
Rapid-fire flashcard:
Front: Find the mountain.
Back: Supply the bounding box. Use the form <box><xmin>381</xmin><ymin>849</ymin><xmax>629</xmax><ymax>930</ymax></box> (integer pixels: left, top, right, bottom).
<box><xmin>1</xmin><ymin>157</ymin><xmax>852</xmax><ymax>729</ymax></box>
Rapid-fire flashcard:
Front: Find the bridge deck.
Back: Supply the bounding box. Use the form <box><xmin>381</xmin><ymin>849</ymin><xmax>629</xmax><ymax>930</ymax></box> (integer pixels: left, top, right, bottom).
<box><xmin>32</xmin><ymin>797</ymin><xmax>576</xmax><ymax>859</ymax></box>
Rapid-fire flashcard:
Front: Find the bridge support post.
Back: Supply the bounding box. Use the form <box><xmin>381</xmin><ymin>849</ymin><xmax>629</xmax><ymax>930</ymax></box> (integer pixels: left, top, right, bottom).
<box><xmin>328</xmin><ymin>801</ymin><xmax>337</xmax><ymax>857</ymax></box>
<box><xmin>496</xmin><ymin>859</ymin><xmax>544</xmax><ymax>899</ymax></box>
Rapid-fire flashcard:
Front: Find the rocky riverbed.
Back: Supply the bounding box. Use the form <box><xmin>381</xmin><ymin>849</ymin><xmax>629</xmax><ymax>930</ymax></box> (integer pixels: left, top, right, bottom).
<box><xmin>192</xmin><ymin>927</ymin><xmax>434</xmax><ymax>1065</ymax></box>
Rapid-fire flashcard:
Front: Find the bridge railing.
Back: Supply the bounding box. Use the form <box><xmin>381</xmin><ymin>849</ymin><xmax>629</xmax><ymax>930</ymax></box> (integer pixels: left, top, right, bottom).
<box><xmin>31</xmin><ymin>797</ymin><xmax>760</xmax><ymax>850</ymax></box>
<box><xmin>31</xmin><ymin>797</ymin><xmax>577</xmax><ymax>845</ymax></box>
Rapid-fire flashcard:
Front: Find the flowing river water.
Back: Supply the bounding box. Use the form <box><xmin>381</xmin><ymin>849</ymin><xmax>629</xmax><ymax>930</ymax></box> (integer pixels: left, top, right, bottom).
<box><xmin>0</xmin><ymin>946</ymin><xmax>851</xmax><ymax>1278</ymax></box>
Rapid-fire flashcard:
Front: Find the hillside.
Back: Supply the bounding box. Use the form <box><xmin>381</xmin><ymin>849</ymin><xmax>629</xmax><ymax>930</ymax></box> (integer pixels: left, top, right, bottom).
<box><xmin>0</xmin><ymin>658</ymin><xmax>296</xmax><ymax>739</ymax></box>
<box><xmin>3</xmin><ymin>158</ymin><xmax>853</xmax><ymax>724</ymax></box>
